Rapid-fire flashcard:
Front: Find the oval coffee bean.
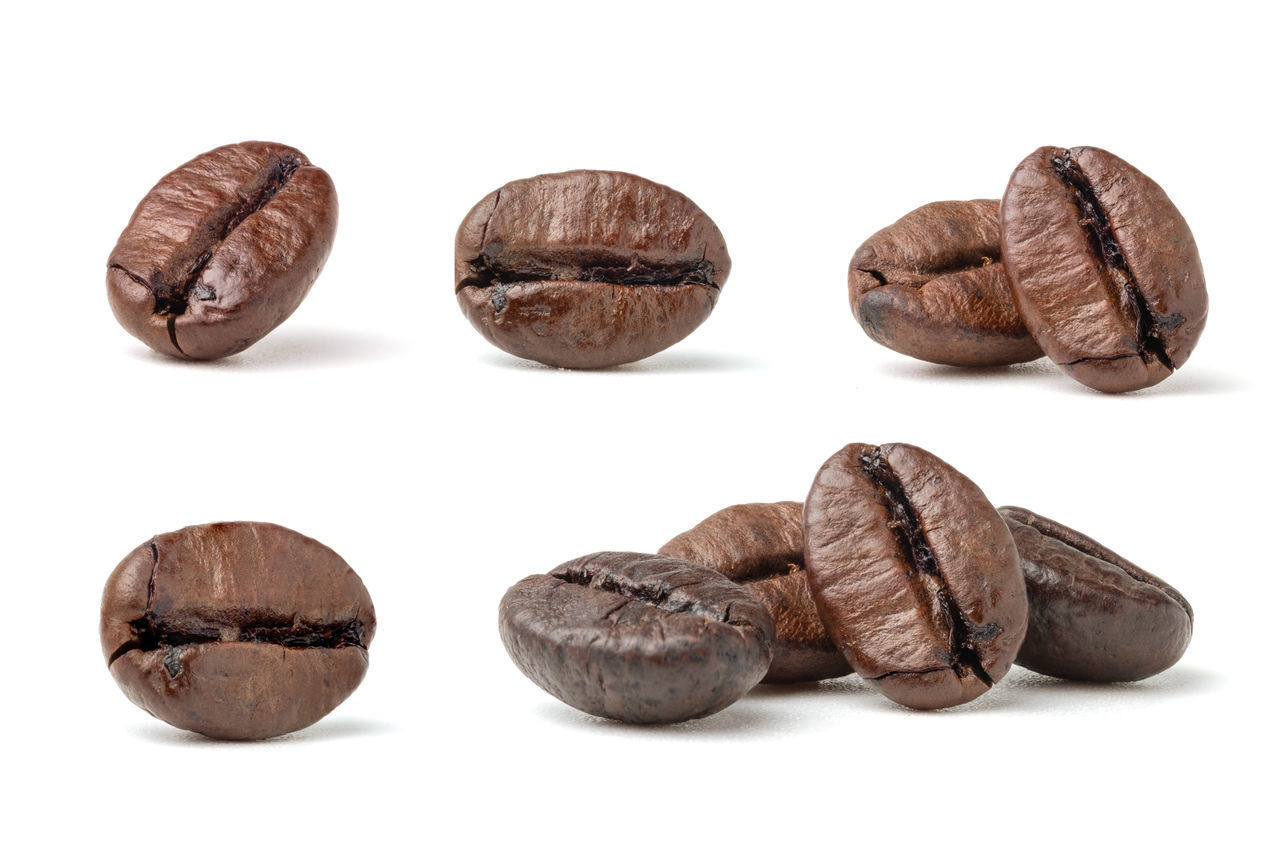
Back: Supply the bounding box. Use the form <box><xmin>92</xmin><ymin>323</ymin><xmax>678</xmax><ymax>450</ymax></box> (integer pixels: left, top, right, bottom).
<box><xmin>455</xmin><ymin>170</ymin><xmax>730</xmax><ymax>369</ymax></box>
<box><xmin>499</xmin><ymin>552</ymin><xmax>773</xmax><ymax>724</ymax></box>
<box><xmin>101</xmin><ymin>522</ymin><xmax>375</xmax><ymax>740</ymax></box>
<box><xmin>849</xmin><ymin>200</ymin><xmax>1042</xmax><ymax>366</ymax></box>
<box><xmin>1001</xmin><ymin>146</ymin><xmax>1207</xmax><ymax>392</ymax></box>
<box><xmin>659</xmin><ymin>501</ymin><xmax>852</xmax><ymax>683</ymax></box>
<box><xmin>803</xmin><ymin>443</ymin><xmax>1027</xmax><ymax>710</ymax></box>
<box><xmin>107</xmin><ymin>141</ymin><xmax>338</xmax><ymax>360</ymax></box>
<box><xmin>1000</xmin><ymin>506</ymin><xmax>1192</xmax><ymax>682</ymax></box>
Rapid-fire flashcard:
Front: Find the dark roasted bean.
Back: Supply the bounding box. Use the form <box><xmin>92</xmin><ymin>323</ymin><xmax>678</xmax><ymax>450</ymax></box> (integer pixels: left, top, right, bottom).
<box><xmin>1001</xmin><ymin>506</ymin><xmax>1192</xmax><ymax>681</ymax></box>
<box><xmin>499</xmin><ymin>552</ymin><xmax>772</xmax><ymax>724</ymax></box>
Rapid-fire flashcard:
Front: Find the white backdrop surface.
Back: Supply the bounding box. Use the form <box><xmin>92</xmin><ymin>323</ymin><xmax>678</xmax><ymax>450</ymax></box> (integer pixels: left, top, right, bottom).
<box><xmin>2</xmin><ymin>2</ymin><xmax>1274</xmax><ymax>849</ymax></box>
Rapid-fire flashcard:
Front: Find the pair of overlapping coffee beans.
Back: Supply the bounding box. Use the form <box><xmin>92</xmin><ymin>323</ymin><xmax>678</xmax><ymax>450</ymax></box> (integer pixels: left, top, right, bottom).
<box><xmin>499</xmin><ymin>442</ymin><xmax>1193</xmax><ymax>723</ymax></box>
<box><xmin>850</xmin><ymin>147</ymin><xmax>1208</xmax><ymax>392</ymax></box>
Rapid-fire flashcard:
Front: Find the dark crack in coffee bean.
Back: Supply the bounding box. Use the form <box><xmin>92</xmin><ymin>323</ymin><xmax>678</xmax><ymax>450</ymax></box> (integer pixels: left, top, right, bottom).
<box><xmin>107</xmin><ymin>141</ymin><xmax>338</xmax><ymax>360</ymax></box>
<box><xmin>659</xmin><ymin>501</ymin><xmax>851</xmax><ymax>683</ymax></box>
<box><xmin>1001</xmin><ymin>146</ymin><xmax>1207</xmax><ymax>392</ymax></box>
<box><xmin>849</xmin><ymin>200</ymin><xmax>1042</xmax><ymax>366</ymax></box>
<box><xmin>1000</xmin><ymin>506</ymin><xmax>1192</xmax><ymax>682</ymax></box>
<box><xmin>101</xmin><ymin>522</ymin><xmax>375</xmax><ymax>740</ymax></box>
<box><xmin>499</xmin><ymin>552</ymin><xmax>773</xmax><ymax>724</ymax></box>
<box><xmin>455</xmin><ymin>170</ymin><xmax>730</xmax><ymax>368</ymax></box>
<box><xmin>803</xmin><ymin>443</ymin><xmax>1027</xmax><ymax>710</ymax></box>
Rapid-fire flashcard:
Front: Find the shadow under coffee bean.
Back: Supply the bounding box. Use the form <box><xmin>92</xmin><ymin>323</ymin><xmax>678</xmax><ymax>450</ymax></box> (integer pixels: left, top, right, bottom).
<box><xmin>455</xmin><ymin>170</ymin><xmax>730</xmax><ymax>369</ymax></box>
<box><xmin>499</xmin><ymin>552</ymin><xmax>773</xmax><ymax>724</ymax></box>
<box><xmin>107</xmin><ymin>141</ymin><xmax>338</xmax><ymax>360</ymax></box>
<box><xmin>100</xmin><ymin>521</ymin><xmax>375</xmax><ymax>740</ymax></box>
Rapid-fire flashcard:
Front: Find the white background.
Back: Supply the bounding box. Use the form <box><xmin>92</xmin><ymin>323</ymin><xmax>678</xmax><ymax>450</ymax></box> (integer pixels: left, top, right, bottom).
<box><xmin>2</xmin><ymin>1</ymin><xmax>1275</xmax><ymax>849</ymax></box>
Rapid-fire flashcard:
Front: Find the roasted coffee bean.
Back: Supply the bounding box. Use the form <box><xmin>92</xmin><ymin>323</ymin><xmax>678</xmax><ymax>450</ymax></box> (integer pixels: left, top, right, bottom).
<box><xmin>1001</xmin><ymin>146</ymin><xmax>1207</xmax><ymax>392</ymax></box>
<box><xmin>803</xmin><ymin>443</ymin><xmax>1027</xmax><ymax>710</ymax></box>
<box><xmin>849</xmin><ymin>200</ymin><xmax>1042</xmax><ymax>366</ymax></box>
<box><xmin>107</xmin><ymin>141</ymin><xmax>338</xmax><ymax>360</ymax></box>
<box><xmin>1000</xmin><ymin>507</ymin><xmax>1192</xmax><ymax>682</ymax></box>
<box><xmin>455</xmin><ymin>170</ymin><xmax>730</xmax><ymax>368</ymax></box>
<box><xmin>499</xmin><ymin>552</ymin><xmax>773</xmax><ymax>724</ymax></box>
<box><xmin>101</xmin><ymin>522</ymin><xmax>375</xmax><ymax>740</ymax></box>
<box><xmin>659</xmin><ymin>501</ymin><xmax>851</xmax><ymax>683</ymax></box>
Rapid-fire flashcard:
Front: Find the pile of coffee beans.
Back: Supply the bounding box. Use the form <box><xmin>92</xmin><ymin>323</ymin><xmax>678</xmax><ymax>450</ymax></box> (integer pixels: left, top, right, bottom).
<box><xmin>100</xmin><ymin>522</ymin><xmax>375</xmax><ymax>740</ymax></box>
<box><xmin>499</xmin><ymin>442</ymin><xmax>1192</xmax><ymax>722</ymax></box>
<box><xmin>849</xmin><ymin>146</ymin><xmax>1208</xmax><ymax>393</ymax></box>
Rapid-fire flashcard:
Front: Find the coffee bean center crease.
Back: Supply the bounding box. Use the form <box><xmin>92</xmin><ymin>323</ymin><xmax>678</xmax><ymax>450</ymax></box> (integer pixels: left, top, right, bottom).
<box><xmin>554</xmin><ymin>565</ymin><xmax>747</xmax><ymax>627</ymax></box>
<box><xmin>107</xmin><ymin>542</ymin><xmax>369</xmax><ymax>667</ymax></box>
<box><xmin>1005</xmin><ymin>507</ymin><xmax>1193</xmax><ymax>621</ymax></box>
<box><xmin>736</xmin><ymin>561</ymin><xmax>804</xmax><ymax>585</ymax></box>
<box><xmin>108</xmin><ymin>615</ymin><xmax>369</xmax><ymax>667</ymax></box>
<box><xmin>857</xmin><ymin>255</ymin><xmax>997</xmax><ymax>289</ymax></box>
<box><xmin>108</xmin><ymin>152</ymin><xmax>303</xmax><ymax>353</ymax></box>
<box><xmin>462</xmin><ymin>249</ymin><xmax>717</xmax><ymax>293</ymax></box>
<box><xmin>1051</xmin><ymin>153</ymin><xmax>1180</xmax><ymax>371</ymax></box>
<box><xmin>860</xmin><ymin>449</ymin><xmax>997</xmax><ymax>684</ymax></box>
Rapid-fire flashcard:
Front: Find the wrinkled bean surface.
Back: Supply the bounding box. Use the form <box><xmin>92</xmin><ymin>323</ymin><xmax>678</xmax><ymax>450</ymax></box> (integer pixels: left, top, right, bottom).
<box><xmin>499</xmin><ymin>552</ymin><xmax>772</xmax><ymax>724</ymax></box>
<box><xmin>1001</xmin><ymin>146</ymin><xmax>1206</xmax><ymax>392</ymax></box>
<box><xmin>1001</xmin><ymin>506</ymin><xmax>1192</xmax><ymax>681</ymax></box>
<box><xmin>660</xmin><ymin>501</ymin><xmax>851</xmax><ymax>683</ymax></box>
<box><xmin>101</xmin><ymin>522</ymin><xmax>375</xmax><ymax>740</ymax></box>
<box><xmin>455</xmin><ymin>170</ymin><xmax>729</xmax><ymax>368</ymax></box>
<box><xmin>107</xmin><ymin>141</ymin><xmax>337</xmax><ymax>360</ymax></box>
<box><xmin>850</xmin><ymin>200</ymin><xmax>1041</xmax><ymax>366</ymax></box>
<box><xmin>804</xmin><ymin>443</ymin><xmax>1027</xmax><ymax>710</ymax></box>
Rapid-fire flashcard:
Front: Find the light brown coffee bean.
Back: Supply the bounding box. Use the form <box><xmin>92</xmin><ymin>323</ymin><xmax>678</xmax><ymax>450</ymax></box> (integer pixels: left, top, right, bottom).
<box><xmin>455</xmin><ymin>170</ymin><xmax>729</xmax><ymax>368</ymax></box>
<box><xmin>804</xmin><ymin>443</ymin><xmax>1027</xmax><ymax>710</ymax></box>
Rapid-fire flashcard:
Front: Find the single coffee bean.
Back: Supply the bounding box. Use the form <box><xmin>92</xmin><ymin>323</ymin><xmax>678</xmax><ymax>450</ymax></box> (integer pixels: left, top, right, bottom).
<box><xmin>803</xmin><ymin>443</ymin><xmax>1027</xmax><ymax>710</ymax></box>
<box><xmin>1000</xmin><ymin>506</ymin><xmax>1192</xmax><ymax>682</ymax></box>
<box><xmin>849</xmin><ymin>200</ymin><xmax>1042</xmax><ymax>366</ymax></box>
<box><xmin>1001</xmin><ymin>146</ymin><xmax>1207</xmax><ymax>392</ymax></box>
<box><xmin>107</xmin><ymin>141</ymin><xmax>338</xmax><ymax>360</ymax></box>
<box><xmin>455</xmin><ymin>170</ymin><xmax>730</xmax><ymax>369</ymax></box>
<box><xmin>101</xmin><ymin>522</ymin><xmax>375</xmax><ymax>740</ymax></box>
<box><xmin>499</xmin><ymin>552</ymin><xmax>773</xmax><ymax>724</ymax></box>
<box><xmin>659</xmin><ymin>501</ymin><xmax>852</xmax><ymax>683</ymax></box>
